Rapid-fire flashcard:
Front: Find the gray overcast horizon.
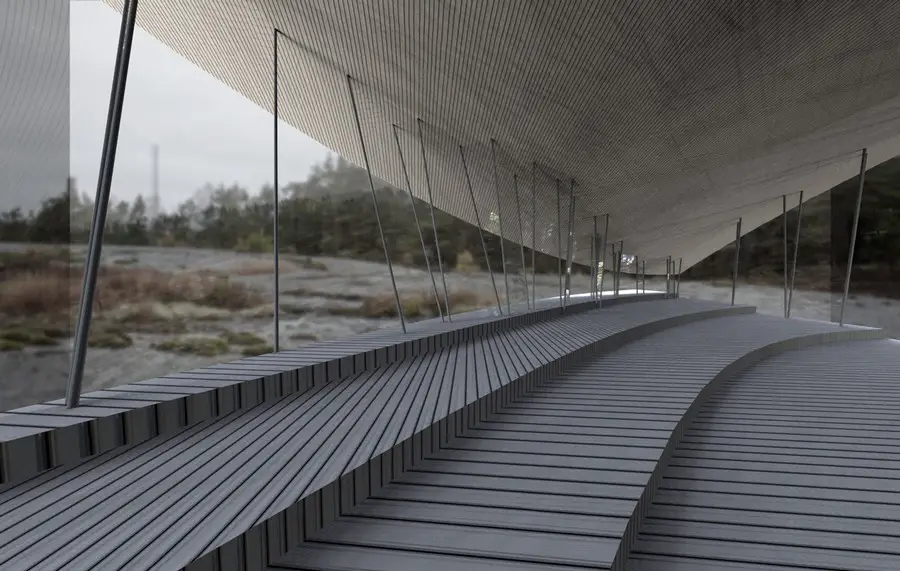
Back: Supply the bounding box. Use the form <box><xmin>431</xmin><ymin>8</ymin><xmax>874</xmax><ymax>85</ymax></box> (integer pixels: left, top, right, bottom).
<box><xmin>5</xmin><ymin>1</ymin><xmax>329</xmax><ymax>214</ymax></box>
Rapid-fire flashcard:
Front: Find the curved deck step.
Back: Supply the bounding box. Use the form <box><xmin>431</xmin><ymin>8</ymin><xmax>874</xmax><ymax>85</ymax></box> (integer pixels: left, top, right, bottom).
<box><xmin>1</xmin><ymin>295</ymin><xmax>648</xmax><ymax>489</ymax></box>
<box><xmin>271</xmin><ymin>314</ymin><xmax>883</xmax><ymax>571</ymax></box>
<box><xmin>0</xmin><ymin>298</ymin><xmax>733</xmax><ymax>571</ymax></box>
<box><xmin>626</xmin><ymin>338</ymin><xmax>900</xmax><ymax>571</ymax></box>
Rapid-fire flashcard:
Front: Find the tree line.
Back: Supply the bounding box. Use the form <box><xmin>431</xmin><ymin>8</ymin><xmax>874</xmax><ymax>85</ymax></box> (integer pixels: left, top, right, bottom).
<box><xmin>0</xmin><ymin>155</ymin><xmax>571</xmax><ymax>275</ymax></box>
<box><xmin>1</xmin><ymin>154</ymin><xmax>897</xmax><ymax>288</ymax></box>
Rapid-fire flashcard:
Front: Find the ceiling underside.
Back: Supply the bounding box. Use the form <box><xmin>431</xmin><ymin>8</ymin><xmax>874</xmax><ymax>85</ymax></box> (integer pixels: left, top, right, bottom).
<box><xmin>103</xmin><ymin>0</ymin><xmax>900</xmax><ymax>274</ymax></box>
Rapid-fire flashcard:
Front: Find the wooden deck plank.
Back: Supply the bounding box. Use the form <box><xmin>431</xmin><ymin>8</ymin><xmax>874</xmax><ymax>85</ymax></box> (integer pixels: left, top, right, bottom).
<box><xmin>628</xmin><ymin>339</ymin><xmax>900</xmax><ymax>571</ymax></box>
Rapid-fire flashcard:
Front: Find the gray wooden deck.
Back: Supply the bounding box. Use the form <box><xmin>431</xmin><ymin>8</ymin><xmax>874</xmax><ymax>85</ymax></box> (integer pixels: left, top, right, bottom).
<box><xmin>627</xmin><ymin>337</ymin><xmax>900</xmax><ymax>571</ymax></box>
<box><xmin>0</xmin><ymin>297</ymin><xmax>736</xmax><ymax>571</ymax></box>
<box><xmin>0</xmin><ymin>296</ymin><xmax>893</xmax><ymax>571</ymax></box>
<box><xmin>271</xmin><ymin>314</ymin><xmax>884</xmax><ymax>571</ymax></box>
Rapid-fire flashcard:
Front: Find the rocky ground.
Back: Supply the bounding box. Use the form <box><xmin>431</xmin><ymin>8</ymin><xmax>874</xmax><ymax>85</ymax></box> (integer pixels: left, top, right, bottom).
<box><xmin>1</xmin><ymin>244</ymin><xmax>896</xmax><ymax>411</ymax></box>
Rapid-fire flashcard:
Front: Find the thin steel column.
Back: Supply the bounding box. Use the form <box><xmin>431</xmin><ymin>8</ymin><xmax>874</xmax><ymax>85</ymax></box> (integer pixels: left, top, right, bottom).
<box><xmin>530</xmin><ymin>163</ymin><xmax>536</xmax><ymax>308</ymax></box>
<box><xmin>512</xmin><ymin>174</ymin><xmax>529</xmax><ymax>308</ymax></box>
<box><xmin>677</xmin><ymin>257</ymin><xmax>683</xmax><ymax>297</ymax></box>
<box><xmin>598</xmin><ymin>214</ymin><xmax>609</xmax><ymax>302</ymax></box>
<box><xmin>782</xmin><ymin>194</ymin><xmax>788</xmax><ymax>318</ymax></box>
<box><xmin>556</xmin><ymin>179</ymin><xmax>563</xmax><ymax>306</ymax></box>
<box><xmin>635</xmin><ymin>256</ymin><xmax>639</xmax><ymax>294</ymax></box>
<box><xmin>731</xmin><ymin>217</ymin><xmax>742</xmax><ymax>306</ymax></box>
<box><xmin>460</xmin><ymin>145</ymin><xmax>503</xmax><ymax>314</ymax></box>
<box><xmin>610</xmin><ymin>242</ymin><xmax>617</xmax><ymax>296</ymax></box>
<box><xmin>592</xmin><ymin>216</ymin><xmax>599</xmax><ymax>300</ymax></box>
<box><xmin>66</xmin><ymin>0</ymin><xmax>138</xmax><ymax>408</ymax></box>
<box><xmin>666</xmin><ymin>256</ymin><xmax>672</xmax><ymax>297</ymax></box>
<box><xmin>787</xmin><ymin>191</ymin><xmax>804</xmax><ymax>318</ymax></box>
<box><xmin>490</xmin><ymin>140</ymin><xmax>511</xmax><ymax>314</ymax></box>
<box><xmin>416</xmin><ymin>119</ymin><xmax>452</xmax><ymax>320</ymax></box>
<box><xmin>617</xmin><ymin>241</ymin><xmax>624</xmax><ymax>296</ymax></box>
<box><xmin>393</xmin><ymin>125</ymin><xmax>443</xmax><ymax>321</ymax></box>
<box><xmin>839</xmin><ymin>148</ymin><xmax>868</xmax><ymax>326</ymax></box>
<box><xmin>347</xmin><ymin>76</ymin><xmax>405</xmax><ymax>333</ymax></box>
<box><xmin>272</xmin><ymin>29</ymin><xmax>281</xmax><ymax>352</ymax></box>
<box><xmin>642</xmin><ymin>260</ymin><xmax>646</xmax><ymax>294</ymax></box>
<box><xmin>563</xmin><ymin>180</ymin><xmax>575</xmax><ymax>306</ymax></box>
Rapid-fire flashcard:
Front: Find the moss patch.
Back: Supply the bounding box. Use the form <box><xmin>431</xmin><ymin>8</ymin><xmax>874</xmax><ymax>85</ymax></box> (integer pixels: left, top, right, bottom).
<box><xmin>220</xmin><ymin>330</ymin><xmax>267</xmax><ymax>346</ymax></box>
<box><xmin>0</xmin><ymin>339</ymin><xmax>25</xmax><ymax>351</ymax></box>
<box><xmin>0</xmin><ymin>327</ymin><xmax>60</xmax><ymax>347</ymax></box>
<box><xmin>241</xmin><ymin>343</ymin><xmax>274</xmax><ymax>357</ymax></box>
<box><xmin>152</xmin><ymin>336</ymin><xmax>230</xmax><ymax>357</ymax></box>
<box><xmin>88</xmin><ymin>330</ymin><xmax>133</xmax><ymax>349</ymax></box>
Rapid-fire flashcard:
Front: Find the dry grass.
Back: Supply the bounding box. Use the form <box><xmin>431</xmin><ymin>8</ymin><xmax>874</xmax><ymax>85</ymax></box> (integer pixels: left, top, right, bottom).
<box><xmin>282</xmin><ymin>286</ymin><xmax>366</xmax><ymax>302</ymax></box>
<box><xmin>230</xmin><ymin>256</ymin><xmax>328</xmax><ymax>276</ymax></box>
<box><xmin>220</xmin><ymin>330</ymin><xmax>267</xmax><ymax>346</ymax></box>
<box><xmin>152</xmin><ymin>336</ymin><xmax>231</xmax><ymax>357</ymax></box>
<box><xmin>0</xmin><ymin>251</ymin><xmax>264</xmax><ymax>321</ymax></box>
<box><xmin>360</xmin><ymin>290</ymin><xmax>495</xmax><ymax>319</ymax></box>
<box><xmin>241</xmin><ymin>343</ymin><xmax>274</xmax><ymax>356</ymax></box>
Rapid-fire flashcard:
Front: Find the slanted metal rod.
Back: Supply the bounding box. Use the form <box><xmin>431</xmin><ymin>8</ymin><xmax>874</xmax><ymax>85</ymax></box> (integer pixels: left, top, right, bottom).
<box><xmin>782</xmin><ymin>194</ymin><xmax>788</xmax><ymax>318</ymax></box>
<box><xmin>490</xmin><ymin>140</ymin><xmax>511</xmax><ymax>314</ymax></box>
<box><xmin>417</xmin><ymin>119</ymin><xmax>452</xmax><ymax>320</ymax></box>
<box><xmin>393</xmin><ymin>125</ymin><xmax>443</xmax><ymax>321</ymax></box>
<box><xmin>787</xmin><ymin>191</ymin><xmax>804</xmax><ymax>319</ymax></box>
<box><xmin>273</xmin><ymin>29</ymin><xmax>281</xmax><ymax>352</ymax></box>
<box><xmin>66</xmin><ymin>0</ymin><xmax>138</xmax><ymax>408</ymax></box>
<box><xmin>839</xmin><ymin>148</ymin><xmax>868</xmax><ymax>326</ymax></box>
<box><xmin>460</xmin><ymin>145</ymin><xmax>503</xmax><ymax>314</ymax></box>
<box><xmin>512</xmin><ymin>174</ymin><xmax>529</xmax><ymax>308</ymax></box>
<box><xmin>731</xmin><ymin>217</ymin><xmax>742</xmax><ymax>306</ymax></box>
<box><xmin>347</xmin><ymin>75</ymin><xmax>405</xmax><ymax>333</ymax></box>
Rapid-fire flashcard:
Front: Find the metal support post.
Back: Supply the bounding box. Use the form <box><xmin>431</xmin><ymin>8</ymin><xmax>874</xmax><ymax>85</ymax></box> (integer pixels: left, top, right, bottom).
<box><xmin>592</xmin><ymin>216</ymin><xmax>599</xmax><ymax>300</ymax></box>
<box><xmin>556</xmin><ymin>179</ymin><xmax>563</xmax><ymax>306</ymax></box>
<box><xmin>666</xmin><ymin>256</ymin><xmax>672</xmax><ymax>298</ymax></box>
<box><xmin>66</xmin><ymin>0</ymin><xmax>138</xmax><ymax>408</ymax></box>
<box><xmin>393</xmin><ymin>125</ymin><xmax>443</xmax><ymax>321</ymax></box>
<box><xmin>563</xmin><ymin>180</ymin><xmax>575</xmax><ymax>306</ymax></box>
<box><xmin>642</xmin><ymin>260</ymin><xmax>646</xmax><ymax>294</ymax></box>
<box><xmin>416</xmin><ymin>119</ymin><xmax>452</xmax><ymax>320</ymax></box>
<box><xmin>598</xmin><ymin>214</ymin><xmax>609</xmax><ymax>302</ymax></box>
<box><xmin>782</xmin><ymin>194</ymin><xmax>788</xmax><ymax>318</ymax></box>
<box><xmin>635</xmin><ymin>256</ymin><xmax>639</xmax><ymax>294</ymax></box>
<box><xmin>839</xmin><ymin>148</ymin><xmax>868</xmax><ymax>326</ymax></box>
<box><xmin>677</xmin><ymin>257</ymin><xmax>683</xmax><ymax>297</ymax></box>
<box><xmin>531</xmin><ymin>163</ymin><xmax>537</xmax><ymax>308</ymax></box>
<box><xmin>272</xmin><ymin>29</ymin><xmax>281</xmax><ymax>351</ymax></box>
<box><xmin>460</xmin><ymin>145</ymin><xmax>503</xmax><ymax>314</ymax></box>
<box><xmin>610</xmin><ymin>242</ymin><xmax>617</xmax><ymax>296</ymax></box>
<box><xmin>731</xmin><ymin>217</ymin><xmax>742</xmax><ymax>306</ymax></box>
<box><xmin>347</xmin><ymin>76</ymin><xmax>406</xmax><ymax>333</ymax></box>
<box><xmin>513</xmin><ymin>174</ymin><xmax>529</xmax><ymax>308</ymax></box>
<box><xmin>617</xmin><ymin>241</ymin><xmax>624</xmax><ymax>296</ymax></box>
<box><xmin>490</xmin><ymin>140</ymin><xmax>511</xmax><ymax>314</ymax></box>
<box><xmin>787</xmin><ymin>191</ymin><xmax>804</xmax><ymax>318</ymax></box>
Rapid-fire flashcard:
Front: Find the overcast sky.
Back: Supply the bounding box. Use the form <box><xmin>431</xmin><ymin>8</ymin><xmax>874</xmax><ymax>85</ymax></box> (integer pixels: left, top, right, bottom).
<box><xmin>71</xmin><ymin>1</ymin><xmax>330</xmax><ymax>211</ymax></box>
<box><xmin>0</xmin><ymin>1</ymin><xmax>330</xmax><ymax>214</ymax></box>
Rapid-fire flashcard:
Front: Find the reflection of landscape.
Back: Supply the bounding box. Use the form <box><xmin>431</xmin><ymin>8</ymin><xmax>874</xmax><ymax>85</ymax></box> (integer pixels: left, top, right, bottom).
<box><xmin>0</xmin><ymin>244</ymin><xmax>584</xmax><ymax>410</ymax></box>
<box><xmin>1</xmin><ymin>155</ymin><xmax>897</xmax><ymax>410</ymax></box>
